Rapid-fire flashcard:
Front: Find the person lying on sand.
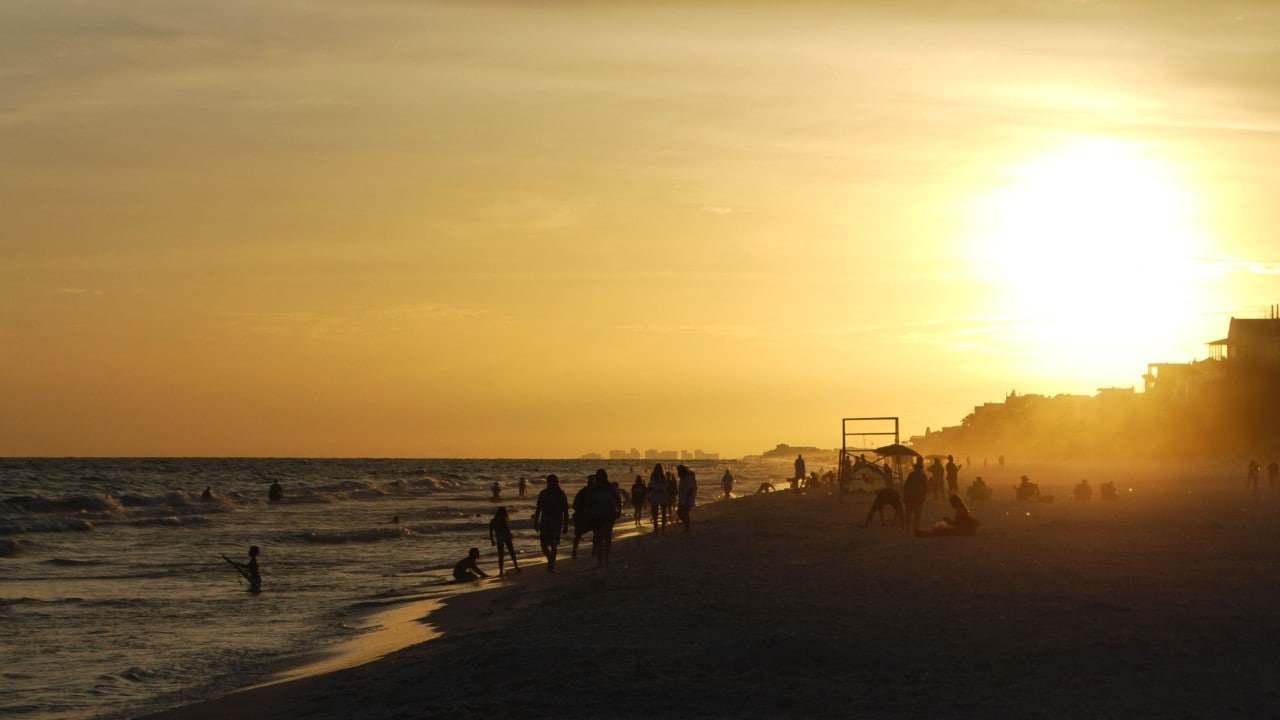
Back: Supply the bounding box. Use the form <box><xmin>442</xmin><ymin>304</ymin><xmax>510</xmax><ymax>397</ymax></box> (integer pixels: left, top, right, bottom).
<box><xmin>916</xmin><ymin>495</ymin><xmax>978</xmax><ymax>537</ymax></box>
<box><xmin>453</xmin><ymin>547</ymin><xmax>488</xmax><ymax>581</ymax></box>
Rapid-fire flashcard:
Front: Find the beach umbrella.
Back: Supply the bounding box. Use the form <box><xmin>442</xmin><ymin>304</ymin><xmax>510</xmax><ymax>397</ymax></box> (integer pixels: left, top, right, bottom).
<box><xmin>874</xmin><ymin>443</ymin><xmax>921</xmax><ymax>458</ymax></box>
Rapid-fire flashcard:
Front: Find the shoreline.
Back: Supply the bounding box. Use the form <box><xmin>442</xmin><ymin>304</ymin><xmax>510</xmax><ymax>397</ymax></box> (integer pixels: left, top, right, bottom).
<box><xmin>140</xmin><ymin>463</ymin><xmax>1280</xmax><ymax>719</ymax></box>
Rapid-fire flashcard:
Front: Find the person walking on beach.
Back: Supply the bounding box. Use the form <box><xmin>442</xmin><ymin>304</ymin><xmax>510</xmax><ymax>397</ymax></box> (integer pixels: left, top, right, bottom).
<box><xmin>721</xmin><ymin>468</ymin><xmax>734</xmax><ymax>499</ymax></box>
<box><xmin>534</xmin><ymin>475</ymin><xmax>570</xmax><ymax>573</ymax></box>
<box><xmin>630</xmin><ymin>475</ymin><xmax>648</xmax><ymax>527</ymax></box>
<box><xmin>488</xmin><ymin>507</ymin><xmax>521</xmax><ymax>576</ymax></box>
<box><xmin>677</xmin><ymin>465</ymin><xmax>698</xmax><ymax>533</ymax></box>
<box><xmin>648</xmin><ymin>464</ymin><xmax>669</xmax><ymax>533</ymax></box>
<box><xmin>225</xmin><ymin>545</ymin><xmax>262</xmax><ymax>592</ymax></box>
<box><xmin>453</xmin><ymin>547</ymin><xmax>488</xmax><ymax>581</ymax></box>
<box><xmin>927</xmin><ymin>458</ymin><xmax>945</xmax><ymax>500</ymax></box>
<box><xmin>794</xmin><ymin>454</ymin><xmax>806</xmax><ymax>490</ymax></box>
<box><xmin>945</xmin><ymin>455</ymin><xmax>961</xmax><ymax>497</ymax></box>
<box><xmin>590</xmin><ymin>469</ymin><xmax>622</xmax><ymax>566</ymax></box>
<box><xmin>571</xmin><ymin>475</ymin><xmax>595</xmax><ymax>560</ymax></box>
<box><xmin>902</xmin><ymin>459</ymin><xmax>928</xmax><ymax>534</ymax></box>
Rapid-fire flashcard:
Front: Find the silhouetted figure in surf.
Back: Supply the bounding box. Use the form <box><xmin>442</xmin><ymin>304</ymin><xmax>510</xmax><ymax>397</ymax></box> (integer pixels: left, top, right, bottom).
<box><xmin>489</xmin><ymin>507</ymin><xmax>520</xmax><ymax>576</ymax></box>
<box><xmin>648</xmin><ymin>464</ymin><xmax>669</xmax><ymax>533</ymax></box>
<box><xmin>534</xmin><ymin>475</ymin><xmax>569</xmax><ymax>573</ymax></box>
<box><xmin>793</xmin><ymin>455</ymin><xmax>806</xmax><ymax>490</ymax></box>
<box><xmin>863</xmin><ymin>476</ymin><xmax>904</xmax><ymax>529</ymax></box>
<box><xmin>490</xmin><ymin>481</ymin><xmax>502</xmax><ymax>503</ymax></box>
<box><xmin>631</xmin><ymin>475</ymin><xmax>648</xmax><ymax>527</ymax></box>
<box><xmin>917</xmin><ymin>495</ymin><xmax>978</xmax><ymax>537</ymax></box>
<box><xmin>721</xmin><ymin>469</ymin><xmax>734</xmax><ymax>499</ymax></box>
<box><xmin>571</xmin><ymin>476</ymin><xmax>595</xmax><ymax>559</ymax></box>
<box><xmin>590</xmin><ymin>469</ymin><xmax>622</xmax><ymax>566</ymax></box>
<box><xmin>902</xmin><ymin>459</ymin><xmax>928</xmax><ymax>534</ymax></box>
<box><xmin>202</xmin><ymin>486</ymin><xmax>213</xmax><ymax>501</ymax></box>
<box><xmin>518</xmin><ymin>477</ymin><xmax>528</xmax><ymax>497</ymax></box>
<box><xmin>226</xmin><ymin>545</ymin><xmax>261</xmax><ymax>592</ymax></box>
<box><xmin>453</xmin><ymin>547</ymin><xmax>487</xmax><ymax>581</ymax></box>
<box><xmin>676</xmin><ymin>465</ymin><xmax>697</xmax><ymax>533</ymax></box>
<box><xmin>945</xmin><ymin>456</ymin><xmax>961</xmax><ymax>497</ymax></box>
<box><xmin>268</xmin><ymin>480</ymin><xmax>283</xmax><ymax>502</ymax></box>
<box><xmin>756</xmin><ymin>482</ymin><xmax>775</xmax><ymax>494</ymax></box>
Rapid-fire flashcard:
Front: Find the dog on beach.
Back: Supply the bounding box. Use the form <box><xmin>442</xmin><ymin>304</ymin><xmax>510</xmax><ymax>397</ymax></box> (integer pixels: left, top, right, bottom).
<box><xmin>863</xmin><ymin>486</ymin><xmax>905</xmax><ymax>528</ymax></box>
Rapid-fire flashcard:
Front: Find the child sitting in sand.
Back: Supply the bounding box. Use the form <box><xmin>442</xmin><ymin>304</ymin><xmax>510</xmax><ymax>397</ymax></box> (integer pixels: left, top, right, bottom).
<box><xmin>453</xmin><ymin>547</ymin><xmax>488</xmax><ymax>581</ymax></box>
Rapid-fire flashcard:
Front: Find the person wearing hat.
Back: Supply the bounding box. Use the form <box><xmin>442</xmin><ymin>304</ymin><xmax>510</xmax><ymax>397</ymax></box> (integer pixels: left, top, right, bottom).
<box><xmin>453</xmin><ymin>547</ymin><xmax>488</xmax><ymax>581</ymax></box>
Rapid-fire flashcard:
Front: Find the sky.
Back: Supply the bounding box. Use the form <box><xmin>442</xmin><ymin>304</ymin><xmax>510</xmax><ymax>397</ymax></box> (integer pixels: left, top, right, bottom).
<box><xmin>3</xmin><ymin>0</ymin><xmax>1279</xmax><ymax>458</ymax></box>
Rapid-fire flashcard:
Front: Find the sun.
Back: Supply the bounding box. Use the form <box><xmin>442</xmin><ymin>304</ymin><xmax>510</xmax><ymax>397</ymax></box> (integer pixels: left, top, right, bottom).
<box><xmin>967</xmin><ymin>137</ymin><xmax>1210</xmax><ymax>382</ymax></box>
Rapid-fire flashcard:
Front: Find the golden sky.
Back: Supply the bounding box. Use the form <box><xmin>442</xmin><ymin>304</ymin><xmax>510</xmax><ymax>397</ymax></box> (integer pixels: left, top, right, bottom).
<box><xmin>2</xmin><ymin>1</ymin><xmax>1278</xmax><ymax>457</ymax></box>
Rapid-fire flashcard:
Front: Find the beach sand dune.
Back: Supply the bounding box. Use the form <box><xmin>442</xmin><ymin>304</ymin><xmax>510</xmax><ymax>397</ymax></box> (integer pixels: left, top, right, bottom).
<box><xmin>143</xmin><ymin>464</ymin><xmax>1280</xmax><ymax>719</ymax></box>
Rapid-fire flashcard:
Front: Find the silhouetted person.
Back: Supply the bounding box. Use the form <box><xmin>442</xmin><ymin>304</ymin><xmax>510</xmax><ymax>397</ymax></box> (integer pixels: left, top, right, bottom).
<box><xmin>917</xmin><ymin>495</ymin><xmax>978</xmax><ymax>537</ymax></box>
<box><xmin>721</xmin><ymin>469</ymin><xmax>734</xmax><ymax>499</ymax></box>
<box><xmin>226</xmin><ymin>545</ymin><xmax>261</xmax><ymax>592</ymax></box>
<box><xmin>590</xmin><ymin>469</ymin><xmax>621</xmax><ymax>566</ymax></box>
<box><xmin>268</xmin><ymin>480</ymin><xmax>283</xmax><ymax>502</ymax></box>
<box><xmin>927</xmin><ymin>458</ymin><xmax>945</xmax><ymax>500</ymax></box>
<box><xmin>676</xmin><ymin>465</ymin><xmax>697</xmax><ymax>533</ymax></box>
<box><xmin>1015</xmin><ymin>475</ymin><xmax>1040</xmax><ymax>502</ymax></box>
<box><xmin>630</xmin><ymin>475</ymin><xmax>648</xmax><ymax>527</ymax></box>
<box><xmin>756</xmin><ymin>482</ymin><xmax>775</xmax><ymax>493</ymax></box>
<box><xmin>571</xmin><ymin>475</ymin><xmax>595</xmax><ymax>559</ymax></box>
<box><xmin>518</xmin><ymin>477</ymin><xmax>528</xmax><ymax>497</ymax></box>
<box><xmin>902</xmin><ymin>459</ymin><xmax>928</xmax><ymax>534</ymax></box>
<box><xmin>945</xmin><ymin>455</ymin><xmax>961</xmax><ymax>497</ymax></box>
<box><xmin>863</xmin><ymin>477</ymin><xmax>904</xmax><ymax>529</ymax></box>
<box><xmin>794</xmin><ymin>454</ymin><xmax>806</xmax><ymax>485</ymax></box>
<box><xmin>453</xmin><ymin>547</ymin><xmax>487</xmax><ymax>581</ymax></box>
<box><xmin>966</xmin><ymin>476</ymin><xmax>990</xmax><ymax>501</ymax></box>
<box><xmin>489</xmin><ymin>507</ymin><xmax>520</xmax><ymax>576</ymax></box>
<box><xmin>1074</xmin><ymin>479</ymin><xmax>1092</xmax><ymax>501</ymax></box>
<box><xmin>490</xmin><ymin>481</ymin><xmax>502</xmax><ymax>502</ymax></box>
<box><xmin>534</xmin><ymin>475</ymin><xmax>569</xmax><ymax>573</ymax></box>
<box><xmin>202</xmin><ymin>486</ymin><xmax>213</xmax><ymax>501</ymax></box>
<box><xmin>648</xmin><ymin>464</ymin><xmax>669</xmax><ymax>533</ymax></box>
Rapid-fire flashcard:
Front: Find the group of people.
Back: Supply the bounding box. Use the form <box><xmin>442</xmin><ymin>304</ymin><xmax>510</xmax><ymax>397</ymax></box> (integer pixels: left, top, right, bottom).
<box><xmin>455</xmin><ymin>464</ymin><xmax>707</xmax><ymax>580</ymax></box>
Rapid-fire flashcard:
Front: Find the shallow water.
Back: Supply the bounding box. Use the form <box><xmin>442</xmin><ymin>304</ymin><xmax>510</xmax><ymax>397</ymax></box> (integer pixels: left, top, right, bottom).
<box><xmin>0</xmin><ymin>457</ymin><xmax>788</xmax><ymax>719</ymax></box>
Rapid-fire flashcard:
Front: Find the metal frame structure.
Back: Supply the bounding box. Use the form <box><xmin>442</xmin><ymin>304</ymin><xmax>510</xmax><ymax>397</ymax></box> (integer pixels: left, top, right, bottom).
<box><xmin>840</xmin><ymin>416</ymin><xmax>900</xmax><ymax>456</ymax></box>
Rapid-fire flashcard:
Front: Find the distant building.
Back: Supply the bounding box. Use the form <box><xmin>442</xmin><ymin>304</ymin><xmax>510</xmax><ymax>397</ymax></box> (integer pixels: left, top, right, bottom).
<box><xmin>609</xmin><ymin>448</ymin><xmax>643</xmax><ymax>460</ymax></box>
<box><xmin>1218</xmin><ymin>315</ymin><xmax>1280</xmax><ymax>365</ymax></box>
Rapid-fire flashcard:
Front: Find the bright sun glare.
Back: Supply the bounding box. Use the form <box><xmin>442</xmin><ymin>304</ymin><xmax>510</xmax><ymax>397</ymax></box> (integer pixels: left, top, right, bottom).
<box><xmin>969</xmin><ymin>137</ymin><xmax>1209</xmax><ymax>381</ymax></box>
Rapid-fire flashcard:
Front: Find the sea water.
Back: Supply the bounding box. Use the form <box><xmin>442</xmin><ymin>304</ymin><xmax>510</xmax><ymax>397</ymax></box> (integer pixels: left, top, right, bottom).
<box><xmin>0</xmin><ymin>457</ymin><xmax>788</xmax><ymax>720</ymax></box>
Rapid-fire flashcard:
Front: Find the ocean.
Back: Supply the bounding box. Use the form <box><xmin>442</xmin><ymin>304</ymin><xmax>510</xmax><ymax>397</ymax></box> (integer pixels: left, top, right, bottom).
<box><xmin>0</xmin><ymin>456</ymin><xmax>789</xmax><ymax>720</ymax></box>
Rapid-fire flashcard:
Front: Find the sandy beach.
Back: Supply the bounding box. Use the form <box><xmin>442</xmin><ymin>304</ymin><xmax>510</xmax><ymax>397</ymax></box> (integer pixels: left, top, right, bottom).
<box><xmin>140</xmin><ymin>462</ymin><xmax>1280</xmax><ymax>719</ymax></box>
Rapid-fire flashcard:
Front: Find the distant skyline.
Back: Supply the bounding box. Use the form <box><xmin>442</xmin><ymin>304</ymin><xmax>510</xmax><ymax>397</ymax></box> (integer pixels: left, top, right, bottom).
<box><xmin>3</xmin><ymin>1</ymin><xmax>1279</xmax><ymax>458</ymax></box>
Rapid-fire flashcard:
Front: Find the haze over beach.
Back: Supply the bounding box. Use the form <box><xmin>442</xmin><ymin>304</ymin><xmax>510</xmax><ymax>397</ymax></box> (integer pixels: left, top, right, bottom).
<box><xmin>4</xmin><ymin>1</ymin><xmax>1280</xmax><ymax>458</ymax></box>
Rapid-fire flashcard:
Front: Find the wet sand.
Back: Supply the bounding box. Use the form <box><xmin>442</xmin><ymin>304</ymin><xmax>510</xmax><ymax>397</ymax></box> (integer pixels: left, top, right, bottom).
<box><xmin>141</xmin><ymin>462</ymin><xmax>1280</xmax><ymax>719</ymax></box>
